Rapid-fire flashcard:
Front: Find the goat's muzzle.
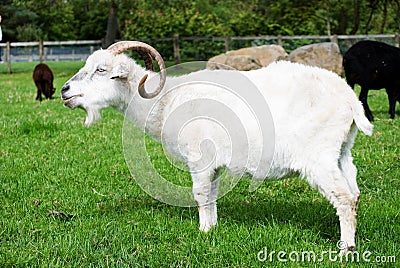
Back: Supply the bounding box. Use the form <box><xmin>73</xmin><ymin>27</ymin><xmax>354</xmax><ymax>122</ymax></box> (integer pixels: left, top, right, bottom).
<box><xmin>61</xmin><ymin>83</ymin><xmax>69</xmax><ymax>94</ymax></box>
<box><xmin>61</xmin><ymin>83</ymin><xmax>83</xmax><ymax>108</ymax></box>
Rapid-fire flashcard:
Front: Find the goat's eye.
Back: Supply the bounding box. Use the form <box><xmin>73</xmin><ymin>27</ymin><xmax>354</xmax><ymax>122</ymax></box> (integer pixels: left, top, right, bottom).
<box><xmin>96</xmin><ymin>67</ymin><xmax>106</xmax><ymax>73</ymax></box>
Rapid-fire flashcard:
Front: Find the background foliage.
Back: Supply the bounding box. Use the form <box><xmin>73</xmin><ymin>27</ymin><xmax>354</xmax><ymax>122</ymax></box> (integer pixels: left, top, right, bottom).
<box><xmin>1</xmin><ymin>0</ymin><xmax>400</xmax><ymax>42</ymax></box>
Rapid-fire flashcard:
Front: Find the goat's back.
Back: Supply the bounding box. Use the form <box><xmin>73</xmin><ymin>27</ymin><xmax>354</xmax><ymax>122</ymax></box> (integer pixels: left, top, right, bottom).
<box><xmin>33</xmin><ymin>63</ymin><xmax>54</xmax><ymax>82</ymax></box>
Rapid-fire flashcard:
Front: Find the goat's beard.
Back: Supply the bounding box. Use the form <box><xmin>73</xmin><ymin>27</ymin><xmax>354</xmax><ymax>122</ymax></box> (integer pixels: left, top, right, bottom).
<box><xmin>83</xmin><ymin>107</ymin><xmax>101</xmax><ymax>127</ymax></box>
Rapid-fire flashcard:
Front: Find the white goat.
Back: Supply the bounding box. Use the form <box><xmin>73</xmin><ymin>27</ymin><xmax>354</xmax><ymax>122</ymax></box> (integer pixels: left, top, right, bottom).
<box><xmin>61</xmin><ymin>41</ymin><xmax>373</xmax><ymax>252</ymax></box>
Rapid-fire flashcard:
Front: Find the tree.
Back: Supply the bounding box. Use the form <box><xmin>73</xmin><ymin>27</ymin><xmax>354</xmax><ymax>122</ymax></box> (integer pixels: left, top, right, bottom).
<box><xmin>2</xmin><ymin>0</ymin><xmax>400</xmax><ymax>42</ymax></box>
<box><xmin>105</xmin><ymin>0</ymin><xmax>119</xmax><ymax>47</ymax></box>
<box><xmin>0</xmin><ymin>0</ymin><xmax>38</xmax><ymax>41</ymax></box>
<box><xmin>350</xmin><ymin>0</ymin><xmax>361</xmax><ymax>34</ymax></box>
<box><xmin>70</xmin><ymin>0</ymin><xmax>108</xmax><ymax>40</ymax></box>
<box><xmin>394</xmin><ymin>0</ymin><xmax>400</xmax><ymax>31</ymax></box>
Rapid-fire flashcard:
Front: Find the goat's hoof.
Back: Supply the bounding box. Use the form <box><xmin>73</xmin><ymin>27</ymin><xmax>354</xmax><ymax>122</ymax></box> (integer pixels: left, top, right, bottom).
<box><xmin>199</xmin><ymin>223</ymin><xmax>217</xmax><ymax>233</ymax></box>
<box><xmin>348</xmin><ymin>246</ymin><xmax>356</xmax><ymax>252</ymax></box>
<box><xmin>199</xmin><ymin>225</ymin><xmax>211</xmax><ymax>233</ymax></box>
<box><xmin>339</xmin><ymin>246</ymin><xmax>356</xmax><ymax>256</ymax></box>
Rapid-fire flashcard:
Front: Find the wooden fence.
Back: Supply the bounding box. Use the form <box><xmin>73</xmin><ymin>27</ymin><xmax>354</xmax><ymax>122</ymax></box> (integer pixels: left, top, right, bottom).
<box><xmin>1</xmin><ymin>34</ymin><xmax>399</xmax><ymax>74</ymax></box>
<box><xmin>0</xmin><ymin>40</ymin><xmax>102</xmax><ymax>73</ymax></box>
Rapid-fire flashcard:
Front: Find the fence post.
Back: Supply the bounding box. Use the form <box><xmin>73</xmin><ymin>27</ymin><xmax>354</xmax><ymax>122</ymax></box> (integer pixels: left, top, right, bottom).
<box><xmin>39</xmin><ymin>40</ymin><xmax>43</xmax><ymax>63</ymax></box>
<box><xmin>225</xmin><ymin>36</ymin><xmax>231</xmax><ymax>52</ymax></box>
<box><xmin>6</xmin><ymin>41</ymin><xmax>11</xmax><ymax>74</ymax></box>
<box><xmin>173</xmin><ymin>33</ymin><xmax>181</xmax><ymax>65</ymax></box>
<box><xmin>330</xmin><ymin>34</ymin><xmax>338</xmax><ymax>45</ymax></box>
<box><xmin>395</xmin><ymin>33</ymin><xmax>399</xmax><ymax>48</ymax></box>
<box><xmin>277</xmin><ymin>35</ymin><xmax>282</xmax><ymax>46</ymax></box>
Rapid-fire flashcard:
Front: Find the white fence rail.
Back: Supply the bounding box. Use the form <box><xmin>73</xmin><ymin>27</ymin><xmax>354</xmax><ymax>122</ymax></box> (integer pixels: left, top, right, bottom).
<box><xmin>0</xmin><ymin>40</ymin><xmax>102</xmax><ymax>63</ymax></box>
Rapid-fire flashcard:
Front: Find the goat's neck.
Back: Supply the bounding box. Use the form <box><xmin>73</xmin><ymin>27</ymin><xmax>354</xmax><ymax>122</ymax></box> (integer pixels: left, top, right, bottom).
<box><xmin>120</xmin><ymin>67</ymin><xmax>201</xmax><ymax>140</ymax></box>
<box><xmin>121</xmin><ymin>71</ymin><xmax>168</xmax><ymax>141</ymax></box>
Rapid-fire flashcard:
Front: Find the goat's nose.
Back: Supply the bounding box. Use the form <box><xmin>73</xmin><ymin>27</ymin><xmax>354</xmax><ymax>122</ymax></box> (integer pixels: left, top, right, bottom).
<box><xmin>61</xmin><ymin>84</ymin><xmax>70</xmax><ymax>93</ymax></box>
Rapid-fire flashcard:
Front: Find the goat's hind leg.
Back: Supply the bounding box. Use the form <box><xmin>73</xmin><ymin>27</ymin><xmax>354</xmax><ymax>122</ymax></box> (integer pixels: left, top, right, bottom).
<box><xmin>307</xmin><ymin>164</ymin><xmax>359</xmax><ymax>253</ymax></box>
<box><xmin>359</xmin><ymin>87</ymin><xmax>373</xmax><ymax>121</ymax></box>
<box><xmin>336</xmin><ymin>126</ymin><xmax>361</xmax><ymax>253</ymax></box>
<box><xmin>35</xmin><ymin>81</ymin><xmax>42</xmax><ymax>101</ymax></box>
<box><xmin>191</xmin><ymin>168</ymin><xmax>221</xmax><ymax>232</ymax></box>
<box><xmin>339</xmin><ymin>124</ymin><xmax>360</xmax><ymax>198</ymax></box>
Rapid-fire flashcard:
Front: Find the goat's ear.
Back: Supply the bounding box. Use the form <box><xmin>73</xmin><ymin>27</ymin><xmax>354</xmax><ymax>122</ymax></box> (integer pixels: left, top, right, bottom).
<box><xmin>110</xmin><ymin>64</ymin><xmax>129</xmax><ymax>79</ymax></box>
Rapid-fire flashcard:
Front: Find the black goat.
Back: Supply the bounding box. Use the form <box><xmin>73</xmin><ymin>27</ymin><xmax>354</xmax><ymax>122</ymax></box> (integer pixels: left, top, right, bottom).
<box><xmin>33</xmin><ymin>63</ymin><xmax>55</xmax><ymax>101</ymax></box>
<box><xmin>343</xmin><ymin>40</ymin><xmax>400</xmax><ymax>121</ymax></box>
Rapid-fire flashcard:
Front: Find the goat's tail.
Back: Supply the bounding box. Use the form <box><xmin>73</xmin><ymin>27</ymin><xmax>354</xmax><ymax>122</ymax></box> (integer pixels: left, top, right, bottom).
<box><xmin>352</xmin><ymin>99</ymin><xmax>373</xmax><ymax>136</ymax></box>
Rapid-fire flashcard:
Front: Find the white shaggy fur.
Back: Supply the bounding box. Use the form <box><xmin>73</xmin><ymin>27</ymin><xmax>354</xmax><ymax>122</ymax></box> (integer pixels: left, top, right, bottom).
<box><xmin>61</xmin><ymin>49</ymin><xmax>373</xmax><ymax>252</ymax></box>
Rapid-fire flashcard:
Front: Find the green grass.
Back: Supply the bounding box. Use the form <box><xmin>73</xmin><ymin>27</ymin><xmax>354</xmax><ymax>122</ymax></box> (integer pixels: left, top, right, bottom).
<box><xmin>0</xmin><ymin>61</ymin><xmax>399</xmax><ymax>267</ymax></box>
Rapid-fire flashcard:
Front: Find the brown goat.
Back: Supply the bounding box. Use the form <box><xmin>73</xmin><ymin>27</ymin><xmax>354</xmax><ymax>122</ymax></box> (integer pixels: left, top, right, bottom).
<box><xmin>33</xmin><ymin>63</ymin><xmax>55</xmax><ymax>101</ymax></box>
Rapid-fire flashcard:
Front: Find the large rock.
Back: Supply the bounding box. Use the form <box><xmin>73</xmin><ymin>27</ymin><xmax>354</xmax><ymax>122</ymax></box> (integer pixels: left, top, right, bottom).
<box><xmin>207</xmin><ymin>44</ymin><xmax>288</xmax><ymax>71</ymax></box>
<box><xmin>288</xmin><ymin>42</ymin><xmax>343</xmax><ymax>75</ymax></box>
<box><xmin>208</xmin><ymin>54</ymin><xmax>262</xmax><ymax>71</ymax></box>
<box><xmin>227</xmin><ymin>45</ymin><xmax>288</xmax><ymax>67</ymax></box>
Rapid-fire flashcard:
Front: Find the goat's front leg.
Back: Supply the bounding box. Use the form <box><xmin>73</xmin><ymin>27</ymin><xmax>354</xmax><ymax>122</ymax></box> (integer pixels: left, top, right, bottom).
<box><xmin>192</xmin><ymin>170</ymin><xmax>220</xmax><ymax>232</ymax></box>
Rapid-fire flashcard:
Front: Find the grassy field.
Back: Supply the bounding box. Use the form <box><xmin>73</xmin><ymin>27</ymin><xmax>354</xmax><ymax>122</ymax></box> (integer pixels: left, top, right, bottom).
<box><xmin>0</xmin><ymin>61</ymin><xmax>399</xmax><ymax>267</ymax></box>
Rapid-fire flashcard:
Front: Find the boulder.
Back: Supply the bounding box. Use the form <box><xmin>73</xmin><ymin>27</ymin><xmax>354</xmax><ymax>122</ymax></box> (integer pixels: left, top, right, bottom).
<box><xmin>207</xmin><ymin>44</ymin><xmax>288</xmax><ymax>71</ymax></box>
<box><xmin>227</xmin><ymin>45</ymin><xmax>288</xmax><ymax>67</ymax></box>
<box><xmin>207</xmin><ymin>54</ymin><xmax>262</xmax><ymax>71</ymax></box>
<box><xmin>288</xmin><ymin>42</ymin><xmax>343</xmax><ymax>75</ymax></box>
<box><xmin>225</xmin><ymin>55</ymin><xmax>263</xmax><ymax>71</ymax></box>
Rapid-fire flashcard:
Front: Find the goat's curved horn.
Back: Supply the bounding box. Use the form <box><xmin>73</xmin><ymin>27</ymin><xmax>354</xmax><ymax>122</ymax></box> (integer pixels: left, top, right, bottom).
<box><xmin>107</xmin><ymin>41</ymin><xmax>166</xmax><ymax>99</ymax></box>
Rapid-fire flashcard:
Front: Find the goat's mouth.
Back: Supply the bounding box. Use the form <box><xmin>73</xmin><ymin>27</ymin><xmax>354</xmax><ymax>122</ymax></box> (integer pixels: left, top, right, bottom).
<box><xmin>62</xmin><ymin>94</ymin><xmax>83</xmax><ymax>108</ymax></box>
